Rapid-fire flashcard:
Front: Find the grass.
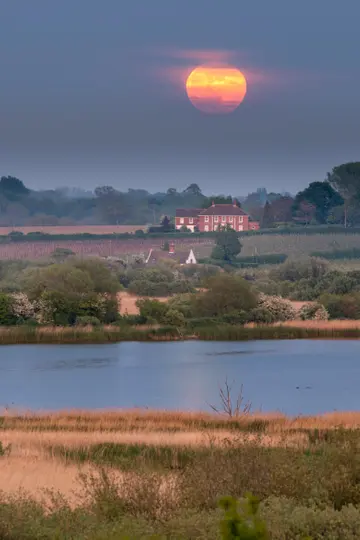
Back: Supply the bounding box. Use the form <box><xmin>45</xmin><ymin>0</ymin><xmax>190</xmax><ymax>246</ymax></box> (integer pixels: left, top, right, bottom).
<box><xmin>3</xmin><ymin>409</ymin><xmax>360</xmax><ymax>537</ymax></box>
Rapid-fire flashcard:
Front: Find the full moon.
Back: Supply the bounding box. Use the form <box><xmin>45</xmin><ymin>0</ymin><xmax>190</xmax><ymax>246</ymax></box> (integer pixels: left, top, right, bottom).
<box><xmin>186</xmin><ymin>65</ymin><xmax>247</xmax><ymax>114</ymax></box>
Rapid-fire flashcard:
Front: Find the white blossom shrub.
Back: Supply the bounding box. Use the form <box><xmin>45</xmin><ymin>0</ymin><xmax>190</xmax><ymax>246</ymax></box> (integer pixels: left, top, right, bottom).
<box><xmin>252</xmin><ymin>294</ymin><xmax>296</xmax><ymax>323</ymax></box>
<box><xmin>299</xmin><ymin>302</ymin><xmax>329</xmax><ymax>321</ymax></box>
<box><xmin>10</xmin><ymin>293</ymin><xmax>35</xmax><ymax>321</ymax></box>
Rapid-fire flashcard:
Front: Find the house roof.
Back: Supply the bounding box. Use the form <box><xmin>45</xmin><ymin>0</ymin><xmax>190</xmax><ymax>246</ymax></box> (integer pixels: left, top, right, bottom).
<box><xmin>199</xmin><ymin>204</ymin><xmax>247</xmax><ymax>216</ymax></box>
<box><xmin>176</xmin><ymin>208</ymin><xmax>202</xmax><ymax>218</ymax></box>
<box><xmin>146</xmin><ymin>249</ymin><xmax>196</xmax><ymax>265</ymax></box>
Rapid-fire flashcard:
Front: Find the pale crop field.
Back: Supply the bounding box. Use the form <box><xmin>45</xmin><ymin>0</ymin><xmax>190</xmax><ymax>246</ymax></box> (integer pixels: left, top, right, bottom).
<box><xmin>0</xmin><ymin>225</ymin><xmax>148</xmax><ymax>235</ymax></box>
<box><xmin>240</xmin><ymin>232</ymin><xmax>360</xmax><ymax>256</ymax></box>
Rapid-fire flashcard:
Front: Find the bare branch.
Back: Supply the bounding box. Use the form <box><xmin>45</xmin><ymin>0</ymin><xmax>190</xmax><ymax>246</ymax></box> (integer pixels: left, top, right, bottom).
<box><xmin>209</xmin><ymin>378</ymin><xmax>251</xmax><ymax>418</ymax></box>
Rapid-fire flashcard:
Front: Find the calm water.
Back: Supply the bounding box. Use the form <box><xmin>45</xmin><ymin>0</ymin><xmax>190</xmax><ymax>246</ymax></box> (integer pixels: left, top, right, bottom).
<box><xmin>0</xmin><ymin>340</ymin><xmax>359</xmax><ymax>415</ymax></box>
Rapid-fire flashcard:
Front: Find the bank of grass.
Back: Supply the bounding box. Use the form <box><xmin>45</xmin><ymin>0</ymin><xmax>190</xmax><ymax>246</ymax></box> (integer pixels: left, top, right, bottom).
<box><xmin>1</xmin><ymin>321</ymin><xmax>360</xmax><ymax>344</ymax></box>
<box><xmin>3</xmin><ymin>411</ymin><xmax>360</xmax><ymax>538</ymax></box>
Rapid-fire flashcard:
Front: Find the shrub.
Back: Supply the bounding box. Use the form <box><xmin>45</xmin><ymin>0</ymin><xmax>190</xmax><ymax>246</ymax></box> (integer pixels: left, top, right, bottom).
<box><xmin>221</xmin><ymin>310</ymin><xmax>248</xmax><ymax>325</ymax></box>
<box><xmin>129</xmin><ymin>280</ymin><xmax>172</xmax><ymax>296</ymax></box>
<box><xmin>271</xmin><ymin>256</ymin><xmax>329</xmax><ymax>282</ymax></box>
<box><xmin>167</xmin><ymin>294</ymin><xmax>194</xmax><ymax>318</ymax></box>
<box><xmin>250</xmin><ymin>306</ymin><xmax>275</xmax><ymax>324</ymax></box>
<box><xmin>0</xmin><ymin>293</ymin><xmax>17</xmax><ymax>325</ymax></box>
<box><xmin>162</xmin><ymin>309</ymin><xmax>186</xmax><ymax>327</ymax></box>
<box><xmin>10</xmin><ymin>292</ymin><xmax>35</xmax><ymax>321</ymax></box>
<box><xmin>299</xmin><ymin>302</ymin><xmax>329</xmax><ymax>321</ymax></box>
<box><xmin>219</xmin><ymin>495</ymin><xmax>268</xmax><ymax>540</ymax></box>
<box><xmin>136</xmin><ymin>299</ymin><xmax>168</xmax><ymax>323</ymax></box>
<box><xmin>75</xmin><ymin>316</ymin><xmax>101</xmax><ymax>327</ymax></box>
<box><xmin>194</xmin><ymin>274</ymin><xmax>258</xmax><ymax>317</ymax></box>
<box><xmin>319</xmin><ymin>293</ymin><xmax>360</xmax><ymax>319</ymax></box>
<box><xmin>252</xmin><ymin>294</ymin><xmax>296</xmax><ymax>323</ymax></box>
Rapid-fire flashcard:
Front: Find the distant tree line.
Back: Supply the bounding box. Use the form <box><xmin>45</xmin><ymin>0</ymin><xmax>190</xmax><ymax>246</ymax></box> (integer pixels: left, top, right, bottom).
<box><xmin>1</xmin><ymin>161</ymin><xmax>360</xmax><ymax>227</ymax></box>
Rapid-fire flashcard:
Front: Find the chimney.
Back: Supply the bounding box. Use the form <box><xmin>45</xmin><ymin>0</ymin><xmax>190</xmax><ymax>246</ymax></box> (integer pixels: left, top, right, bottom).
<box><xmin>169</xmin><ymin>242</ymin><xmax>175</xmax><ymax>254</ymax></box>
<box><xmin>212</xmin><ymin>200</ymin><xmax>215</xmax><ymax>206</ymax></box>
<box><xmin>233</xmin><ymin>199</ymin><xmax>237</xmax><ymax>207</ymax></box>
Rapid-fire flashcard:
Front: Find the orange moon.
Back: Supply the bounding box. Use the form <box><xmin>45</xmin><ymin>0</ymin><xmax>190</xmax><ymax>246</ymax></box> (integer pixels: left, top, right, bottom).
<box><xmin>185</xmin><ymin>65</ymin><xmax>247</xmax><ymax>114</ymax></box>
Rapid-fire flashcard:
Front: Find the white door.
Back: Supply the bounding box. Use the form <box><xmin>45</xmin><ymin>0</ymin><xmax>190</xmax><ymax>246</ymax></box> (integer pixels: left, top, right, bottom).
<box><xmin>238</xmin><ymin>225</ymin><xmax>243</xmax><ymax>231</ymax></box>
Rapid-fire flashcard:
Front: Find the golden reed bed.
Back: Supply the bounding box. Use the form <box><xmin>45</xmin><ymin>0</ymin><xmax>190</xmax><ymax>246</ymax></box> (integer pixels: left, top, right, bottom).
<box><xmin>3</xmin><ymin>408</ymin><xmax>360</xmax><ymax>433</ymax></box>
<box><xmin>1</xmin><ymin>408</ymin><xmax>360</xmax><ymax>502</ymax></box>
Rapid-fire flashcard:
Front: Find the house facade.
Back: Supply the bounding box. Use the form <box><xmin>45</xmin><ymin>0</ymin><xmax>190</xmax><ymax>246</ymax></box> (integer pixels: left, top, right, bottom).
<box><xmin>175</xmin><ymin>208</ymin><xmax>202</xmax><ymax>232</ymax></box>
<box><xmin>175</xmin><ymin>202</ymin><xmax>259</xmax><ymax>232</ymax></box>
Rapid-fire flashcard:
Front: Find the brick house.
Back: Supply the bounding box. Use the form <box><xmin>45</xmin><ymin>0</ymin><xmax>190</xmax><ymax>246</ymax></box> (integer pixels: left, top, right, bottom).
<box><xmin>175</xmin><ymin>208</ymin><xmax>202</xmax><ymax>232</ymax></box>
<box><xmin>175</xmin><ymin>202</ymin><xmax>259</xmax><ymax>232</ymax></box>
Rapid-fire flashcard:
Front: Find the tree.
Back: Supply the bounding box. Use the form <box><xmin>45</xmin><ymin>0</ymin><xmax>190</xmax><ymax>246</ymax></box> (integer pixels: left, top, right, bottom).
<box><xmin>211</xmin><ymin>227</ymin><xmax>242</xmax><ymax>263</ymax></box>
<box><xmin>261</xmin><ymin>201</ymin><xmax>274</xmax><ymax>228</ymax></box>
<box><xmin>0</xmin><ymin>293</ymin><xmax>17</xmax><ymax>325</ymax></box>
<box><xmin>194</xmin><ymin>274</ymin><xmax>258</xmax><ymax>317</ymax></box>
<box><xmin>327</xmin><ymin>162</ymin><xmax>360</xmax><ymax>227</ymax></box>
<box><xmin>183</xmin><ymin>183</ymin><xmax>202</xmax><ymax>196</ymax></box>
<box><xmin>270</xmin><ymin>196</ymin><xmax>294</xmax><ymax>223</ymax></box>
<box><xmin>202</xmin><ymin>195</ymin><xmax>233</xmax><ymax>208</ymax></box>
<box><xmin>159</xmin><ymin>215</ymin><xmax>174</xmax><ymax>232</ymax></box>
<box><xmin>293</xmin><ymin>181</ymin><xmax>343</xmax><ymax>224</ymax></box>
<box><xmin>0</xmin><ymin>176</ymin><xmax>30</xmax><ymax>200</ymax></box>
<box><xmin>70</xmin><ymin>258</ymin><xmax>120</xmax><ymax>295</ymax></box>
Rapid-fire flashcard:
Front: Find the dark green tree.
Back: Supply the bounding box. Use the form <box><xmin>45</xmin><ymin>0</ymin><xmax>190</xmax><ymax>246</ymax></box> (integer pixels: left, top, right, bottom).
<box><xmin>183</xmin><ymin>183</ymin><xmax>202</xmax><ymax>196</ymax></box>
<box><xmin>327</xmin><ymin>162</ymin><xmax>360</xmax><ymax>227</ymax></box>
<box><xmin>202</xmin><ymin>195</ymin><xmax>233</xmax><ymax>208</ymax></box>
<box><xmin>0</xmin><ymin>176</ymin><xmax>30</xmax><ymax>200</ymax></box>
<box><xmin>293</xmin><ymin>181</ymin><xmax>343</xmax><ymax>224</ymax></box>
<box><xmin>211</xmin><ymin>227</ymin><xmax>242</xmax><ymax>263</ymax></box>
<box><xmin>0</xmin><ymin>293</ymin><xmax>17</xmax><ymax>325</ymax></box>
<box><xmin>261</xmin><ymin>201</ymin><xmax>275</xmax><ymax>228</ymax></box>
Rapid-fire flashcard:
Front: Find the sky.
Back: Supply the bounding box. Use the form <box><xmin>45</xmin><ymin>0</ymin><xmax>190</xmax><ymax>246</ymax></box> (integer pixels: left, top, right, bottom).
<box><xmin>0</xmin><ymin>0</ymin><xmax>360</xmax><ymax>195</ymax></box>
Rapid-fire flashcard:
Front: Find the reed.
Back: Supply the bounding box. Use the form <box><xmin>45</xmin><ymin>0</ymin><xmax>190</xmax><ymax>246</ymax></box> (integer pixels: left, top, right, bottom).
<box><xmin>4</xmin><ymin>408</ymin><xmax>360</xmax><ymax>433</ymax></box>
<box><xmin>2</xmin><ymin>409</ymin><xmax>360</xmax><ymax>538</ymax></box>
<box><xmin>1</xmin><ymin>322</ymin><xmax>360</xmax><ymax>345</ymax></box>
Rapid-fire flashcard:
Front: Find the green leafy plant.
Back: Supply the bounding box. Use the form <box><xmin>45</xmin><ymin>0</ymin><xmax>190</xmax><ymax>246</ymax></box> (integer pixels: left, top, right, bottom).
<box><xmin>219</xmin><ymin>494</ymin><xmax>268</xmax><ymax>539</ymax></box>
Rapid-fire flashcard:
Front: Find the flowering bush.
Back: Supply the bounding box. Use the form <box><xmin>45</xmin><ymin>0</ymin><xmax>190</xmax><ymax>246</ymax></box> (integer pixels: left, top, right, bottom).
<box><xmin>252</xmin><ymin>294</ymin><xmax>296</xmax><ymax>323</ymax></box>
<box><xmin>299</xmin><ymin>302</ymin><xmax>329</xmax><ymax>321</ymax></box>
<box><xmin>10</xmin><ymin>293</ymin><xmax>35</xmax><ymax>321</ymax></box>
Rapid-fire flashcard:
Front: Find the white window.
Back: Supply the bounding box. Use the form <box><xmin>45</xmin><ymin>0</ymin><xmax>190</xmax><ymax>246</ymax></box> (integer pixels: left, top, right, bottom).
<box><xmin>239</xmin><ymin>216</ymin><xmax>243</xmax><ymax>223</ymax></box>
<box><xmin>222</xmin><ymin>216</ymin><xmax>226</xmax><ymax>222</ymax></box>
<box><xmin>229</xmin><ymin>216</ymin><xmax>233</xmax><ymax>222</ymax></box>
<box><xmin>204</xmin><ymin>225</ymin><xmax>209</xmax><ymax>232</ymax></box>
<box><xmin>189</xmin><ymin>217</ymin><xmax>193</xmax><ymax>224</ymax></box>
<box><xmin>214</xmin><ymin>216</ymin><xmax>218</xmax><ymax>222</ymax></box>
<box><xmin>205</xmin><ymin>216</ymin><xmax>209</xmax><ymax>222</ymax></box>
<box><xmin>180</xmin><ymin>218</ymin><xmax>184</xmax><ymax>224</ymax></box>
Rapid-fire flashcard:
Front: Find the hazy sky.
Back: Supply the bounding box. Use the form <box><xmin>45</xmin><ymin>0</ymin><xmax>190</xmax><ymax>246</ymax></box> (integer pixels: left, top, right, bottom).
<box><xmin>1</xmin><ymin>0</ymin><xmax>360</xmax><ymax>194</ymax></box>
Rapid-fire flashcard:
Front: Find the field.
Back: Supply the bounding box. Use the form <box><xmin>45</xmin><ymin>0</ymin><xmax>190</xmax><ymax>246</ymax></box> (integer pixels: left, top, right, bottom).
<box><xmin>2</xmin><ymin>230</ymin><xmax>360</xmax><ymax>260</ymax></box>
<box><xmin>0</xmin><ymin>225</ymin><xmax>148</xmax><ymax>235</ymax></box>
<box><xmin>1</xmin><ymin>230</ymin><xmax>360</xmax><ymax>261</ymax></box>
<box><xmin>2</xmin><ymin>409</ymin><xmax>360</xmax><ymax>538</ymax></box>
<box><xmin>241</xmin><ymin>231</ymin><xmax>360</xmax><ymax>256</ymax></box>
<box><xmin>0</xmin><ymin>237</ymin><xmax>214</xmax><ymax>260</ymax></box>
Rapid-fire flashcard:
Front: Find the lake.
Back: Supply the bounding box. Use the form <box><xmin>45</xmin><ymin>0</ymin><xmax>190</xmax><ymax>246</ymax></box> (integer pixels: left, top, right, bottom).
<box><xmin>0</xmin><ymin>340</ymin><xmax>359</xmax><ymax>415</ymax></box>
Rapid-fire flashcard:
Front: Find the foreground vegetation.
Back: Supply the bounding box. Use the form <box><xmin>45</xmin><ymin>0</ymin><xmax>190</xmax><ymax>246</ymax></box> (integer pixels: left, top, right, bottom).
<box><xmin>3</xmin><ymin>409</ymin><xmax>360</xmax><ymax>538</ymax></box>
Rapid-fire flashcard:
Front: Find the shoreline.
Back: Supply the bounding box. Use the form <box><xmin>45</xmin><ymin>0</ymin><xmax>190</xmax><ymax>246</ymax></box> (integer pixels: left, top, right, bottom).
<box><xmin>0</xmin><ymin>322</ymin><xmax>359</xmax><ymax>344</ymax></box>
